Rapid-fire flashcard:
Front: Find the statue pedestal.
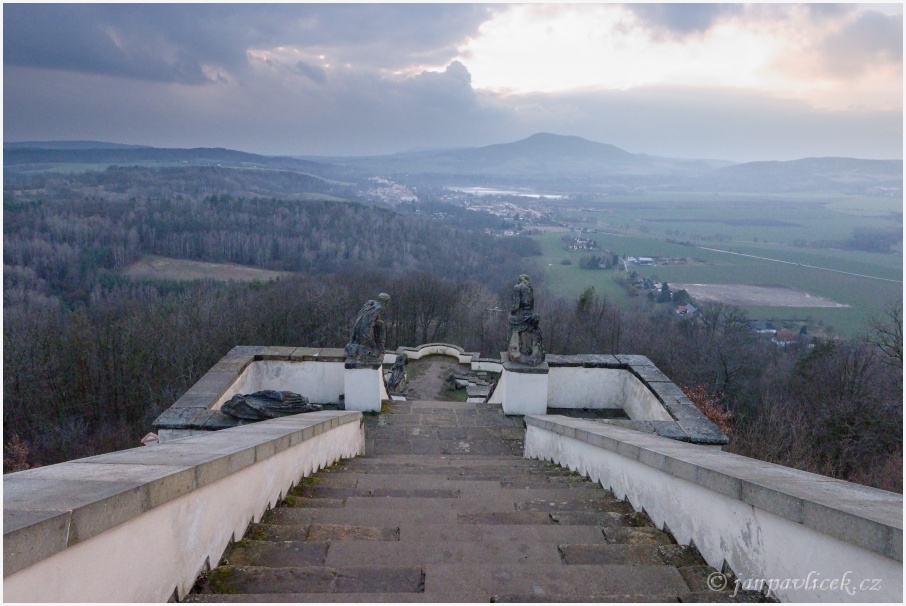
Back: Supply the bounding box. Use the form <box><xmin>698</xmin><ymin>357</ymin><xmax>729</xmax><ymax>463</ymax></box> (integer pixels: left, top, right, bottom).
<box><xmin>497</xmin><ymin>352</ymin><xmax>549</xmax><ymax>416</ymax></box>
<box><xmin>344</xmin><ymin>361</ymin><xmax>385</xmax><ymax>412</ymax></box>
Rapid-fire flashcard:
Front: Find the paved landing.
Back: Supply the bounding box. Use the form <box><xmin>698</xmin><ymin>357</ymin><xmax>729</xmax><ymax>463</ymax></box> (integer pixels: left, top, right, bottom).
<box><xmin>186</xmin><ymin>401</ymin><xmax>768</xmax><ymax>602</ymax></box>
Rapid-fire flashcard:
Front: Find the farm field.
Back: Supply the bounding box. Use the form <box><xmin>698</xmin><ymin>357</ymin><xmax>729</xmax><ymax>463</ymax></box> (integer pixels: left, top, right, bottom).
<box><xmin>534</xmin><ymin>193</ymin><xmax>902</xmax><ymax>337</ymax></box>
<box><xmin>122</xmin><ymin>255</ymin><xmax>290</xmax><ymax>283</ymax></box>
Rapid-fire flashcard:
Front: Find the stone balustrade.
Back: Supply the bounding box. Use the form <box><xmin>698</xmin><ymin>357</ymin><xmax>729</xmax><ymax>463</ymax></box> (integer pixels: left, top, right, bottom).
<box><xmin>3</xmin><ymin>411</ymin><xmax>363</xmax><ymax>602</ymax></box>
<box><xmin>524</xmin><ymin>414</ymin><xmax>903</xmax><ymax>602</ymax></box>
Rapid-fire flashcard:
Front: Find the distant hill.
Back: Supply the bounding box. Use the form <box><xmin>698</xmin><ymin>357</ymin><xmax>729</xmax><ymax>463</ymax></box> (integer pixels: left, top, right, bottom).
<box><xmin>309</xmin><ymin>133</ymin><xmax>714</xmax><ymax>181</ymax></box>
<box><xmin>3</xmin><ymin>143</ymin><xmax>334</xmax><ymax>178</ymax></box>
<box><xmin>4</xmin><ymin>140</ymin><xmax>152</xmax><ymax>150</ymax></box>
<box><xmin>692</xmin><ymin>157</ymin><xmax>903</xmax><ymax>193</ymax></box>
<box><xmin>5</xmin><ymin>135</ymin><xmax>900</xmax><ymax>194</ymax></box>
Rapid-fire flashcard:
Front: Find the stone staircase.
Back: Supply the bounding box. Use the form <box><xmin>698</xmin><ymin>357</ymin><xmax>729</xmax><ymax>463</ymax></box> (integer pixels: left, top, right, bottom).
<box><xmin>186</xmin><ymin>401</ymin><xmax>767</xmax><ymax>602</ymax></box>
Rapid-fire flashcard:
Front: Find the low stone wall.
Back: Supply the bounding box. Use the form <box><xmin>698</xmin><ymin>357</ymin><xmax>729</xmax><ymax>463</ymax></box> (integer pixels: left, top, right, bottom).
<box><xmin>524</xmin><ymin>415</ymin><xmax>903</xmax><ymax>602</ymax></box>
<box><xmin>393</xmin><ymin>342</ymin><xmax>480</xmax><ymax>364</ymax></box>
<box><xmin>4</xmin><ymin>411</ymin><xmax>364</xmax><ymax>602</ymax></box>
<box><xmin>154</xmin><ymin>346</ymin><xmax>346</xmax><ymax>441</ymax></box>
<box><xmin>504</xmin><ymin>354</ymin><xmax>727</xmax><ymax>445</ymax></box>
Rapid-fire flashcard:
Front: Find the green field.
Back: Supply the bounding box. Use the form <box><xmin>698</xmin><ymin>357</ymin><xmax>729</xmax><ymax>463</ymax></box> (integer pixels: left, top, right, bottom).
<box><xmin>534</xmin><ymin>193</ymin><xmax>902</xmax><ymax>337</ymax></box>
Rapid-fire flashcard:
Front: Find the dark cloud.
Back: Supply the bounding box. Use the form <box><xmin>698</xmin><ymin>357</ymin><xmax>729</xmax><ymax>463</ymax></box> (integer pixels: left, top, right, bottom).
<box><xmin>623</xmin><ymin>3</ymin><xmax>744</xmax><ymax>38</ymax></box>
<box><xmin>819</xmin><ymin>11</ymin><xmax>903</xmax><ymax>76</ymax></box>
<box><xmin>2</xmin><ymin>4</ymin><xmax>493</xmax><ymax>83</ymax></box>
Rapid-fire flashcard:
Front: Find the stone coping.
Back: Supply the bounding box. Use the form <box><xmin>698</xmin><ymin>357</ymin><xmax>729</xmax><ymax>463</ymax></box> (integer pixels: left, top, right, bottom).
<box><xmin>545</xmin><ymin>354</ymin><xmax>727</xmax><ymax>446</ymax></box>
<box><xmin>525</xmin><ymin>415</ymin><xmax>903</xmax><ymax>563</ymax></box>
<box><xmin>394</xmin><ymin>343</ymin><xmax>481</xmax><ymax>362</ymax></box>
<box><xmin>3</xmin><ymin>411</ymin><xmax>362</xmax><ymax>577</ymax></box>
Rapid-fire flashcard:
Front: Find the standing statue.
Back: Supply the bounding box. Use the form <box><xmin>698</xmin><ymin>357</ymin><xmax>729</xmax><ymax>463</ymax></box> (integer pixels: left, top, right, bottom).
<box><xmin>385</xmin><ymin>353</ymin><xmax>408</xmax><ymax>394</ymax></box>
<box><xmin>507</xmin><ymin>274</ymin><xmax>545</xmax><ymax>366</ymax></box>
<box><xmin>345</xmin><ymin>293</ymin><xmax>391</xmax><ymax>363</ymax></box>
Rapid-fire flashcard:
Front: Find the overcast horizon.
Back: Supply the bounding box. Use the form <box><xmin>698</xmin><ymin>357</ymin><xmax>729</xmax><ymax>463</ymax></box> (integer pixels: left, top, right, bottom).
<box><xmin>3</xmin><ymin>3</ymin><xmax>903</xmax><ymax>162</ymax></box>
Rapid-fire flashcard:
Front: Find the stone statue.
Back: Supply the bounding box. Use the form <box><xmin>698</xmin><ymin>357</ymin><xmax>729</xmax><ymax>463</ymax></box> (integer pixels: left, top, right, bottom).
<box><xmin>507</xmin><ymin>274</ymin><xmax>544</xmax><ymax>366</ymax></box>
<box><xmin>385</xmin><ymin>353</ymin><xmax>408</xmax><ymax>394</ymax></box>
<box><xmin>221</xmin><ymin>390</ymin><xmax>322</xmax><ymax>421</ymax></box>
<box><xmin>345</xmin><ymin>293</ymin><xmax>390</xmax><ymax>363</ymax></box>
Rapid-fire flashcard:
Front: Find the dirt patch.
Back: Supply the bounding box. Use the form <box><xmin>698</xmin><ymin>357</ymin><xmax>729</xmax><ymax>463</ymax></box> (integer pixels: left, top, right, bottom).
<box><xmin>401</xmin><ymin>355</ymin><xmax>472</xmax><ymax>401</ymax></box>
<box><xmin>673</xmin><ymin>284</ymin><xmax>848</xmax><ymax>308</ymax></box>
<box><xmin>122</xmin><ymin>255</ymin><xmax>289</xmax><ymax>283</ymax></box>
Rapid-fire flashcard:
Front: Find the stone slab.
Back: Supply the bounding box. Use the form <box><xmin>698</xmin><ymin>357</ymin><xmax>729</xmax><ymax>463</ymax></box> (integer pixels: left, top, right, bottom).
<box><xmin>228</xmin><ymin>540</ymin><xmax>329</xmax><ymax>567</ymax></box>
<box><xmin>325</xmin><ymin>537</ymin><xmax>562</xmax><ymax>567</ymax></box>
<box><xmin>558</xmin><ymin>544</ymin><xmax>663</xmax><ymax>565</ymax></box>
<box><xmin>259</xmin><ymin>346</ymin><xmax>296</xmax><ymax>360</ymax></box>
<box><xmin>3</xmin><ymin>509</ymin><xmax>71</xmax><ymax>577</ymax></box>
<box><xmin>290</xmin><ymin>347</ymin><xmax>320</xmax><ymax>361</ymax></box>
<box><xmin>578</xmin><ymin>354</ymin><xmax>621</xmax><ymax>368</ymax></box>
<box><xmin>544</xmin><ymin>354</ymin><xmax>584</xmax><ymax>367</ymax></box>
<box><xmin>318</xmin><ymin>348</ymin><xmax>346</xmax><ymax>362</ymax></box>
<box><xmin>207</xmin><ymin>565</ymin><xmax>425</xmax><ymax>594</ymax></box>
<box><xmin>615</xmin><ymin>355</ymin><xmax>655</xmax><ymax>367</ymax></box>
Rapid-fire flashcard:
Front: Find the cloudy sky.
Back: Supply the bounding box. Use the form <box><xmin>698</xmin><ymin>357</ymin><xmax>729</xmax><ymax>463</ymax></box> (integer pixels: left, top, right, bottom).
<box><xmin>3</xmin><ymin>2</ymin><xmax>903</xmax><ymax>161</ymax></box>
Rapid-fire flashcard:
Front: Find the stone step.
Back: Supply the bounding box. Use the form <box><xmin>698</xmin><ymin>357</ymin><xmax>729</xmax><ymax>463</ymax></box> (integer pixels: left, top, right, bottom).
<box><xmin>226</xmin><ymin>541</ymin><xmax>329</xmax><ymax>567</ymax></box>
<box><xmin>184</xmin><ymin>592</ymin><xmax>461</xmax><ymax>602</ymax></box>
<box><xmin>324</xmin><ymin>537</ymin><xmax>564</xmax><ymax>567</ymax></box>
<box><xmin>203</xmin><ymin>565</ymin><xmax>426</xmax><ymax>594</ymax></box>
<box><xmin>290</xmin><ymin>486</ymin><xmax>461</xmax><ymax>499</ymax></box>
<box><xmin>603</xmin><ymin>526</ymin><xmax>676</xmax><ymax>546</ymax></box>
<box><xmin>326</xmin><ymin>472</ymin><xmax>591</xmax><ymax>490</ymax></box>
<box><xmin>490</xmin><ymin>593</ymin><xmax>684</xmax><ymax>602</ymax></box>
<box><xmin>245</xmin><ymin>523</ymin><xmax>400</xmax><ymax>542</ymax></box>
<box><xmin>558</xmin><ymin>544</ymin><xmax>665</xmax><ymax>565</ymax></box>
<box><xmin>421</xmin><ymin>563</ymin><xmax>692</xmax><ymax>600</ymax></box>
<box><xmin>514</xmin><ymin>498</ymin><xmax>635</xmax><ymax>514</ymax></box>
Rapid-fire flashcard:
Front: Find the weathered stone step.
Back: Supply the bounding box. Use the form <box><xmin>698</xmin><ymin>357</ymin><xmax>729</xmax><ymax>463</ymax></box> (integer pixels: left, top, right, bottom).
<box><xmin>558</xmin><ymin>544</ymin><xmax>665</xmax><ymax>565</ymax></box>
<box><xmin>327</xmin><ymin>472</ymin><xmax>590</xmax><ymax>490</ymax></box>
<box><xmin>203</xmin><ymin>565</ymin><xmax>425</xmax><ymax>594</ymax></box>
<box><xmin>603</xmin><ymin>526</ymin><xmax>675</xmax><ymax>546</ymax></box>
<box><xmin>245</xmin><ymin>523</ymin><xmax>400</xmax><ymax>542</ymax></box>
<box><xmin>290</xmin><ymin>486</ymin><xmax>460</xmax><ymax>499</ymax></box>
<box><xmin>396</xmin><ymin>523</ymin><xmax>612</xmax><ymax>544</ymax></box>
<box><xmin>490</xmin><ymin>593</ymin><xmax>684</xmax><ymax>602</ymax></box>
<box><xmin>514</xmin><ymin>498</ymin><xmax>635</xmax><ymax>514</ymax></box>
<box><xmin>184</xmin><ymin>592</ymin><xmax>453</xmax><ymax>602</ymax></box>
<box><xmin>262</xmin><ymin>507</ymin><xmax>463</xmax><ymax>527</ymax></box>
<box><xmin>420</xmin><ymin>563</ymin><xmax>691</xmax><ymax>600</ymax></box>
<box><xmin>324</xmin><ymin>537</ymin><xmax>564</xmax><ymax>566</ymax></box>
<box><xmin>456</xmin><ymin>511</ymin><xmax>626</xmax><ymax>526</ymax></box>
<box><xmin>226</xmin><ymin>540</ymin><xmax>329</xmax><ymax>567</ymax></box>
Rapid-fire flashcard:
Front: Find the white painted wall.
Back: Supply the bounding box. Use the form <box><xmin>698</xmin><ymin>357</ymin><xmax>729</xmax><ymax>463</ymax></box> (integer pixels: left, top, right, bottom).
<box><xmin>3</xmin><ymin>421</ymin><xmax>364</xmax><ymax>603</ymax></box>
<box><xmin>546</xmin><ymin>368</ymin><xmax>672</xmax><ymax>421</ymax></box>
<box><xmin>524</xmin><ymin>425</ymin><xmax>902</xmax><ymax>603</ymax></box>
<box><xmin>212</xmin><ymin>361</ymin><xmax>345</xmax><ymax>409</ymax></box>
<box><xmin>344</xmin><ymin>367</ymin><xmax>383</xmax><ymax>412</ymax></box>
<box><xmin>500</xmin><ymin>370</ymin><xmax>548</xmax><ymax>415</ymax></box>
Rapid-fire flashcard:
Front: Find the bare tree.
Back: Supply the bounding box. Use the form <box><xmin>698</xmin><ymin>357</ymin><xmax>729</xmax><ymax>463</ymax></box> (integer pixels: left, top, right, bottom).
<box><xmin>867</xmin><ymin>298</ymin><xmax>902</xmax><ymax>366</ymax></box>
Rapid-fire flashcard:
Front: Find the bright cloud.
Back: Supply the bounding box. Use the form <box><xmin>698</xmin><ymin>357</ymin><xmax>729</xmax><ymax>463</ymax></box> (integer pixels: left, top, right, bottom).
<box><xmin>458</xmin><ymin>4</ymin><xmax>902</xmax><ymax>111</ymax></box>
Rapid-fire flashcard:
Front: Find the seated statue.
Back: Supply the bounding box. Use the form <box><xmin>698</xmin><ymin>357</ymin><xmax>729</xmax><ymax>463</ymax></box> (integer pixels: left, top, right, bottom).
<box><xmin>345</xmin><ymin>293</ymin><xmax>391</xmax><ymax>363</ymax></box>
<box><xmin>507</xmin><ymin>274</ymin><xmax>545</xmax><ymax>366</ymax></box>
